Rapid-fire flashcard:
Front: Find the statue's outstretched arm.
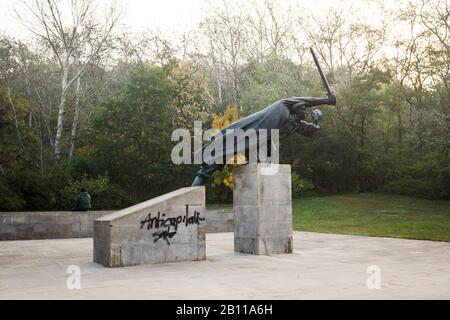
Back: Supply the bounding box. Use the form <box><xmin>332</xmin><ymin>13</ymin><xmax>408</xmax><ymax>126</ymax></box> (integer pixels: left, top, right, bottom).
<box><xmin>287</xmin><ymin>94</ymin><xmax>336</xmax><ymax>108</ymax></box>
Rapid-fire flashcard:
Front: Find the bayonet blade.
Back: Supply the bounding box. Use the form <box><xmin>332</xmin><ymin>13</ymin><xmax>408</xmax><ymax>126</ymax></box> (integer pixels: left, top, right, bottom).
<box><xmin>310</xmin><ymin>47</ymin><xmax>333</xmax><ymax>96</ymax></box>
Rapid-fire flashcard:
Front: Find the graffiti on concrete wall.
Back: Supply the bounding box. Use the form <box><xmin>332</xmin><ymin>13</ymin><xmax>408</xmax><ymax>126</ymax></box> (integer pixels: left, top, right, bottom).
<box><xmin>140</xmin><ymin>204</ymin><xmax>204</xmax><ymax>245</ymax></box>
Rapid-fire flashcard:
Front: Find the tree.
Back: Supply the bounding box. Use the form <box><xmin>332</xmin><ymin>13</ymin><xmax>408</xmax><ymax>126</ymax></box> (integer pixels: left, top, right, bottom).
<box><xmin>167</xmin><ymin>60</ymin><xmax>213</xmax><ymax>131</ymax></box>
<box><xmin>239</xmin><ymin>55</ymin><xmax>313</xmax><ymax>115</ymax></box>
<box><xmin>296</xmin><ymin>5</ymin><xmax>388</xmax><ymax>81</ymax></box>
<box><xmin>83</xmin><ymin>66</ymin><xmax>178</xmax><ymax>202</ymax></box>
<box><xmin>201</xmin><ymin>0</ymin><xmax>249</xmax><ymax>110</ymax></box>
<box><xmin>16</xmin><ymin>0</ymin><xmax>121</xmax><ymax>158</ymax></box>
<box><xmin>0</xmin><ymin>38</ymin><xmax>25</xmax><ymax>154</ymax></box>
<box><xmin>244</xmin><ymin>0</ymin><xmax>293</xmax><ymax>60</ymax></box>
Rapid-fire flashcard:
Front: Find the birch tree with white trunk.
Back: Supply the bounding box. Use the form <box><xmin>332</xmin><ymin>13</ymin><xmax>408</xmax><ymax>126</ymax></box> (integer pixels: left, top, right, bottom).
<box><xmin>16</xmin><ymin>0</ymin><xmax>121</xmax><ymax>158</ymax></box>
<box><xmin>69</xmin><ymin>66</ymin><xmax>81</xmax><ymax>158</ymax></box>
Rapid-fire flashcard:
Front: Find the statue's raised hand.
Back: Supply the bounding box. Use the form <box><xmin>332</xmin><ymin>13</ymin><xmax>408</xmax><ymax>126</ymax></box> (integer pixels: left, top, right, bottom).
<box><xmin>328</xmin><ymin>92</ymin><xmax>337</xmax><ymax>106</ymax></box>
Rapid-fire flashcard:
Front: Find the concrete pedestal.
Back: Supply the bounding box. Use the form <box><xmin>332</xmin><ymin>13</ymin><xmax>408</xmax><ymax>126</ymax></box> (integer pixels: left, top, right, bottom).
<box><xmin>94</xmin><ymin>187</ymin><xmax>206</xmax><ymax>267</ymax></box>
<box><xmin>233</xmin><ymin>164</ymin><xmax>293</xmax><ymax>255</ymax></box>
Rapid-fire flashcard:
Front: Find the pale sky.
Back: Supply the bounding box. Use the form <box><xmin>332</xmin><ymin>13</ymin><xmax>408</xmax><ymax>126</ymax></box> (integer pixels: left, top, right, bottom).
<box><xmin>0</xmin><ymin>0</ymin><xmax>396</xmax><ymax>39</ymax></box>
<box><xmin>0</xmin><ymin>0</ymin><xmax>204</xmax><ymax>37</ymax></box>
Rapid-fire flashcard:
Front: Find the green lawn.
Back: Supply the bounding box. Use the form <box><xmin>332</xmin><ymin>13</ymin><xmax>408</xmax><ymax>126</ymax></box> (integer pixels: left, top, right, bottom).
<box><xmin>206</xmin><ymin>203</ymin><xmax>233</xmax><ymax>211</ymax></box>
<box><xmin>208</xmin><ymin>193</ymin><xmax>450</xmax><ymax>242</ymax></box>
<box><xmin>292</xmin><ymin>193</ymin><xmax>450</xmax><ymax>242</ymax></box>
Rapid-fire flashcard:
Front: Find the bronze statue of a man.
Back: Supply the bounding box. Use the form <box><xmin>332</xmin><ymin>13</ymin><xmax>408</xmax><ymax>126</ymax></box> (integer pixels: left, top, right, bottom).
<box><xmin>191</xmin><ymin>48</ymin><xmax>336</xmax><ymax>187</ymax></box>
<box><xmin>191</xmin><ymin>93</ymin><xmax>336</xmax><ymax>187</ymax></box>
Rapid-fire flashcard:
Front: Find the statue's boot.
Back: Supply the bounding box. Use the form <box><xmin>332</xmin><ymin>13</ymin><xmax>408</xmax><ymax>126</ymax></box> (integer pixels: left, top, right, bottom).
<box><xmin>191</xmin><ymin>175</ymin><xmax>206</xmax><ymax>187</ymax></box>
<box><xmin>191</xmin><ymin>162</ymin><xmax>225</xmax><ymax>187</ymax></box>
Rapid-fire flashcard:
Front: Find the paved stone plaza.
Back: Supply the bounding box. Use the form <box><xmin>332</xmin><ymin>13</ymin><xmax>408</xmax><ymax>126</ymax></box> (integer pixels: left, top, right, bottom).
<box><xmin>0</xmin><ymin>232</ymin><xmax>449</xmax><ymax>299</ymax></box>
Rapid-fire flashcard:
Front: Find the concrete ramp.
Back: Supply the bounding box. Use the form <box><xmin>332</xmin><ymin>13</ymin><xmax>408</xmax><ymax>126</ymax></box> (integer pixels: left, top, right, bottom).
<box><xmin>93</xmin><ymin>187</ymin><xmax>206</xmax><ymax>267</ymax></box>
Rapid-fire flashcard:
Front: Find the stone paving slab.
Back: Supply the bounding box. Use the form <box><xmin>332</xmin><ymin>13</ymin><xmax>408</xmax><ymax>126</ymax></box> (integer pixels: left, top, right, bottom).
<box><xmin>0</xmin><ymin>232</ymin><xmax>449</xmax><ymax>300</ymax></box>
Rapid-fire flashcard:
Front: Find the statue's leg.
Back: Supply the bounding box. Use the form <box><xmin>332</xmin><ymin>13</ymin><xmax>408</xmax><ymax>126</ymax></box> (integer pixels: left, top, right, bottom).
<box><xmin>191</xmin><ymin>163</ymin><xmax>225</xmax><ymax>187</ymax></box>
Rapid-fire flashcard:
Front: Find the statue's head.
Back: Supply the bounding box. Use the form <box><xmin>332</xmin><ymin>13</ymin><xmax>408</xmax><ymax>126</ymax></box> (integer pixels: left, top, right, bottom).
<box><xmin>312</xmin><ymin>109</ymin><xmax>322</xmax><ymax>120</ymax></box>
<box><xmin>312</xmin><ymin>109</ymin><xmax>322</xmax><ymax>125</ymax></box>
